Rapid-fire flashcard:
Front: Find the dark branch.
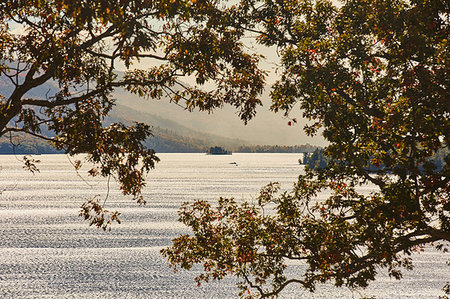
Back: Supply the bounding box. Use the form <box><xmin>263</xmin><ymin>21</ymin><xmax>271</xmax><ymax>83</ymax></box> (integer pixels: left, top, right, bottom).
<box><xmin>3</xmin><ymin>127</ymin><xmax>68</xmax><ymax>147</ymax></box>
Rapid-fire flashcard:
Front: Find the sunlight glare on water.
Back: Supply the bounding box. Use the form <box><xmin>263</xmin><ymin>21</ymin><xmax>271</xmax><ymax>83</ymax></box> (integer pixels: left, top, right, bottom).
<box><xmin>0</xmin><ymin>153</ymin><xmax>448</xmax><ymax>298</ymax></box>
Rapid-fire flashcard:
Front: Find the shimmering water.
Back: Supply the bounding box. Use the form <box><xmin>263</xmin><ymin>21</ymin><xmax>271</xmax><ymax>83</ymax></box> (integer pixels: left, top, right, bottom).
<box><xmin>0</xmin><ymin>153</ymin><xmax>448</xmax><ymax>298</ymax></box>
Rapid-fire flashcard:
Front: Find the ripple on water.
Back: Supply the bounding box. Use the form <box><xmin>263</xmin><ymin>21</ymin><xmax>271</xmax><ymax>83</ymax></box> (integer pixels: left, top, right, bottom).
<box><xmin>0</xmin><ymin>154</ymin><xmax>448</xmax><ymax>298</ymax></box>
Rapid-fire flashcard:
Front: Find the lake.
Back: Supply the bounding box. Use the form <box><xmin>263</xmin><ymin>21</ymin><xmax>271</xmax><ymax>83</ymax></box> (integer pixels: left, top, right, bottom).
<box><xmin>0</xmin><ymin>153</ymin><xmax>448</xmax><ymax>298</ymax></box>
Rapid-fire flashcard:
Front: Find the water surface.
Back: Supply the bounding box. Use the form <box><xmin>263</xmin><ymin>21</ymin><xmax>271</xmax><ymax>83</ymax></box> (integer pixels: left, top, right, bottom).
<box><xmin>0</xmin><ymin>154</ymin><xmax>448</xmax><ymax>298</ymax></box>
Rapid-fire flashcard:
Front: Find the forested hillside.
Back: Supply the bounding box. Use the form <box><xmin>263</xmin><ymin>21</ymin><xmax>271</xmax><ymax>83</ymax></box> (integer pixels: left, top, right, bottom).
<box><xmin>0</xmin><ymin>133</ymin><xmax>61</xmax><ymax>154</ymax></box>
<box><xmin>0</xmin><ymin>74</ymin><xmax>320</xmax><ymax>154</ymax></box>
<box><xmin>1</xmin><ymin>101</ymin><xmax>319</xmax><ymax>154</ymax></box>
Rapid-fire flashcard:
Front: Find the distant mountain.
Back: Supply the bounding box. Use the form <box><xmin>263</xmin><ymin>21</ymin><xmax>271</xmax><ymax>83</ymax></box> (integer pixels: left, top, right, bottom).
<box><xmin>109</xmin><ymin>103</ymin><xmax>250</xmax><ymax>152</ymax></box>
<box><xmin>1</xmin><ymin>71</ymin><xmax>326</xmax><ymax>154</ymax></box>
<box><xmin>112</xmin><ymin>85</ymin><xmax>325</xmax><ymax>146</ymax></box>
<box><xmin>0</xmin><ymin>133</ymin><xmax>61</xmax><ymax>154</ymax></box>
<box><xmin>0</xmin><ymin>104</ymin><xmax>245</xmax><ymax>154</ymax></box>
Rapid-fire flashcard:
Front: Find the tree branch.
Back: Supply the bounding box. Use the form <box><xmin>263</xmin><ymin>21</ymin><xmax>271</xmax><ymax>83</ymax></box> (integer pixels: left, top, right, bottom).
<box><xmin>21</xmin><ymin>88</ymin><xmax>107</xmax><ymax>108</ymax></box>
<box><xmin>3</xmin><ymin>127</ymin><xmax>68</xmax><ymax>146</ymax></box>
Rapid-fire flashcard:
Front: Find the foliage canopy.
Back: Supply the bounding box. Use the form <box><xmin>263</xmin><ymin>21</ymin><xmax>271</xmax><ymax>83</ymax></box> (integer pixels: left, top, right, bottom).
<box><xmin>162</xmin><ymin>0</ymin><xmax>450</xmax><ymax>297</ymax></box>
<box><xmin>0</xmin><ymin>0</ymin><xmax>265</xmax><ymax>228</ymax></box>
<box><xmin>1</xmin><ymin>0</ymin><xmax>449</xmax><ymax>296</ymax></box>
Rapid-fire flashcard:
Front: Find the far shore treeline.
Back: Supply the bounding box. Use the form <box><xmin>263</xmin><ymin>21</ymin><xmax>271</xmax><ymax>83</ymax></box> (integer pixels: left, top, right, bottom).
<box><xmin>0</xmin><ymin>132</ymin><xmax>320</xmax><ymax>155</ymax></box>
<box><xmin>303</xmin><ymin>148</ymin><xmax>449</xmax><ymax>174</ymax></box>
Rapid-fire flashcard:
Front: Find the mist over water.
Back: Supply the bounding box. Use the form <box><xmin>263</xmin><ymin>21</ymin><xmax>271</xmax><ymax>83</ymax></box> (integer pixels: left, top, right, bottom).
<box><xmin>0</xmin><ymin>154</ymin><xmax>448</xmax><ymax>298</ymax></box>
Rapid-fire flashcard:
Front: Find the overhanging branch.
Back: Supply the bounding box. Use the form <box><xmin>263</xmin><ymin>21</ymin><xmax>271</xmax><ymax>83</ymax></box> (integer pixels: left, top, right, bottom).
<box><xmin>3</xmin><ymin>127</ymin><xmax>68</xmax><ymax>147</ymax></box>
